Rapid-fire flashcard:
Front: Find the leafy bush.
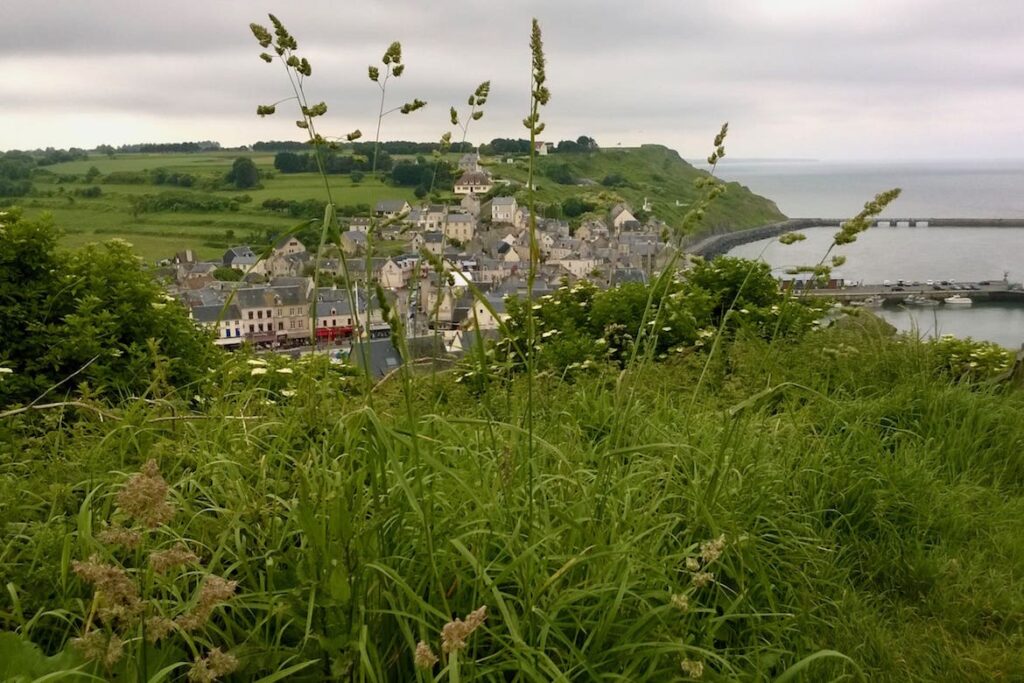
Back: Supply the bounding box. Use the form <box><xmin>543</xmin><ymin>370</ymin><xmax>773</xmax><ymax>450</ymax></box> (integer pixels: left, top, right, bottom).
<box><xmin>0</xmin><ymin>209</ymin><xmax>217</xmax><ymax>405</ymax></box>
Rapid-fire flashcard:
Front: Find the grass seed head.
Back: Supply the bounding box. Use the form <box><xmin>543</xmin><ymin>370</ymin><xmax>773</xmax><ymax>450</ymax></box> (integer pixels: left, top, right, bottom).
<box><xmin>681</xmin><ymin>659</ymin><xmax>705</xmax><ymax>679</ymax></box>
<box><xmin>187</xmin><ymin>648</ymin><xmax>239</xmax><ymax>683</ymax></box>
<box><xmin>149</xmin><ymin>543</ymin><xmax>200</xmax><ymax>574</ymax></box>
<box><xmin>441</xmin><ymin>605</ymin><xmax>487</xmax><ymax>653</ymax></box>
<box><xmin>72</xmin><ymin>555</ymin><xmax>141</xmax><ymax>625</ymax></box>
<box><xmin>414</xmin><ymin>640</ymin><xmax>439</xmax><ymax>669</ymax></box>
<box><xmin>117</xmin><ymin>459</ymin><xmax>174</xmax><ymax>528</ymax></box>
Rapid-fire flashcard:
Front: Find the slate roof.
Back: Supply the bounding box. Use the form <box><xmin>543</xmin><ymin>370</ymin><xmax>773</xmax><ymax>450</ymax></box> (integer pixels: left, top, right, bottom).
<box><xmin>232</xmin><ymin>285</ymin><xmax>306</xmax><ymax>310</ymax></box>
<box><xmin>192</xmin><ymin>303</ymin><xmax>242</xmax><ymax>323</ymax></box>
<box><xmin>375</xmin><ymin>200</ymin><xmax>410</xmax><ymax>213</ymax></box>
<box><xmin>456</xmin><ymin>171</ymin><xmax>491</xmax><ymax>186</ymax></box>
<box><xmin>349</xmin><ymin>338</ymin><xmax>403</xmax><ymax>378</ymax></box>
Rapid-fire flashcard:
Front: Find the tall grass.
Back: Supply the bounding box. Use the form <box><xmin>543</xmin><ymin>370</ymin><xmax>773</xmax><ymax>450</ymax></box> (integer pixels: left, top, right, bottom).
<box><xmin>3</xmin><ymin>327</ymin><xmax>1024</xmax><ymax>681</ymax></box>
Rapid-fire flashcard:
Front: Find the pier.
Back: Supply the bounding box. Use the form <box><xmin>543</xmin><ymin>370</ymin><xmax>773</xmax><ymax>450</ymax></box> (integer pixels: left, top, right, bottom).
<box><xmin>685</xmin><ymin>218</ymin><xmax>1024</xmax><ymax>258</ymax></box>
<box><xmin>794</xmin><ymin>282</ymin><xmax>1024</xmax><ymax>303</ymax></box>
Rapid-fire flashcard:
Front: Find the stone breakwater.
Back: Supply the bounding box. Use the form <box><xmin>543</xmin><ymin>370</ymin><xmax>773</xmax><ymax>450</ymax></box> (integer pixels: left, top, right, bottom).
<box><xmin>685</xmin><ymin>218</ymin><xmax>1024</xmax><ymax>259</ymax></box>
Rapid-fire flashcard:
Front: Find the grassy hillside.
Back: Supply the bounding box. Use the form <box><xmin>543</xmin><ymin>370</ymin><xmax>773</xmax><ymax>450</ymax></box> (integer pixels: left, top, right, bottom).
<box><xmin>488</xmin><ymin>144</ymin><xmax>786</xmax><ymax>230</ymax></box>
<box><xmin>14</xmin><ymin>145</ymin><xmax>785</xmax><ymax>262</ymax></box>
<box><xmin>2</xmin><ymin>314</ymin><xmax>1023</xmax><ymax>680</ymax></box>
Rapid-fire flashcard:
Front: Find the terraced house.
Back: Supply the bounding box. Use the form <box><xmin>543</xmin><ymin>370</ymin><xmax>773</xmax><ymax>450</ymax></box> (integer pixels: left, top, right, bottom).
<box><xmin>233</xmin><ymin>284</ymin><xmax>309</xmax><ymax>346</ymax></box>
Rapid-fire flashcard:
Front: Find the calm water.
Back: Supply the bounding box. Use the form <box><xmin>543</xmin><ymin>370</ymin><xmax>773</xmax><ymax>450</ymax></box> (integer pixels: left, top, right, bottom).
<box><xmin>716</xmin><ymin>158</ymin><xmax>1024</xmax><ymax>347</ymax></box>
<box><xmin>714</xmin><ymin>159</ymin><xmax>1024</xmax><ymax>218</ymax></box>
<box><xmin>728</xmin><ymin>226</ymin><xmax>1024</xmax><ymax>347</ymax></box>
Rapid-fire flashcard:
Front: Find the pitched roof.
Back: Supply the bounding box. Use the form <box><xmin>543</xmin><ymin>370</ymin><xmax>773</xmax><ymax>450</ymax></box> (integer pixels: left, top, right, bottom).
<box><xmin>232</xmin><ymin>284</ymin><xmax>306</xmax><ymax>309</ymax></box>
<box><xmin>191</xmin><ymin>303</ymin><xmax>241</xmax><ymax>323</ymax></box>
<box><xmin>274</xmin><ymin>235</ymin><xmax>305</xmax><ymax>250</ymax></box>
<box><xmin>492</xmin><ymin>196</ymin><xmax>517</xmax><ymax>207</ymax></box>
<box><xmin>456</xmin><ymin>171</ymin><xmax>492</xmax><ymax>186</ymax></box>
<box><xmin>349</xmin><ymin>338</ymin><xmax>402</xmax><ymax>378</ymax></box>
<box><xmin>375</xmin><ymin>199</ymin><xmax>410</xmax><ymax>213</ymax></box>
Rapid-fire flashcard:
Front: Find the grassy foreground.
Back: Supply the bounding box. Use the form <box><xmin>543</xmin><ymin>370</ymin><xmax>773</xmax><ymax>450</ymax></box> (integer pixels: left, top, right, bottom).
<box><xmin>2</xmin><ymin>318</ymin><xmax>1023</xmax><ymax>681</ymax></box>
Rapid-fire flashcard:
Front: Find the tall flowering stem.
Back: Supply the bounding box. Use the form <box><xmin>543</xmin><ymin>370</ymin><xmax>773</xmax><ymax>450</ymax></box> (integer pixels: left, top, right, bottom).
<box><xmin>249</xmin><ymin>15</ymin><xmax>365</xmax><ymax>358</ymax></box>
<box><xmin>368</xmin><ymin>41</ymin><xmax>426</xmax><ymax>175</ymax></box>
<box><xmin>522</xmin><ymin>18</ymin><xmax>549</xmax><ymax>536</ymax></box>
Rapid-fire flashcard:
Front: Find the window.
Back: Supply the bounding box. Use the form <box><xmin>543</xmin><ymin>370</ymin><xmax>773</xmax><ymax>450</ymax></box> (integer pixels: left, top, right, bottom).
<box><xmin>225</xmin><ymin>329</ymin><xmax>231</xmax><ymax>338</ymax></box>
<box><xmin>278</xmin><ymin>322</ymin><xmax>284</xmax><ymax>331</ymax></box>
<box><xmin>249</xmin><ymin>324</ymin><xmax>255</xmax><ymax>333</ymax></box>
<box><xmin>248</xmin><ymin>311</ymin><xmax>254</xmax><ymax>320</ymax></box>
<box><xmin>267</xmin><ymin>310</ymin><xmax>272</xmax><ymax>318</ymax></box>
<box><xmin>235</xmin><ymin>328</ymin><xmax>241</xmax><ymax>337</ymax></box>
<box><xmin>332</xmin><ymin>319</ymin><xmax>337</xmax><ymax>327</ymax></box>
<box><xmin>257</xmin><ymin>310</ymin><xmax>263</xmax><ymax>319</ymax></box>
<box><xmin>258</xmin><ymin>323</ymin><xmax>264</xmax><ymax>332</ymax></box>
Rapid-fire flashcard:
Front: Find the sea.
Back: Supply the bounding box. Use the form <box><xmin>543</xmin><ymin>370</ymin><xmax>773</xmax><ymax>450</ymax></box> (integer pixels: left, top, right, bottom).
<box><xmin>711</xmin><ymin>159</ymin><xmax>1024</xmax><ymax>348</ymax></box>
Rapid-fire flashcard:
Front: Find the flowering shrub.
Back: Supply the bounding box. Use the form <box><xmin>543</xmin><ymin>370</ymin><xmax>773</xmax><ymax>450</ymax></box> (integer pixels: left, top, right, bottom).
<box><xmin>490</xmin><ymin>258</ymin><xmax>820</xmax><ymax>376</ymax></box>
<box><xmin>929</xmin><ymin>335</ymin><xmax>1013</xmax><ymax>381</ymax></box>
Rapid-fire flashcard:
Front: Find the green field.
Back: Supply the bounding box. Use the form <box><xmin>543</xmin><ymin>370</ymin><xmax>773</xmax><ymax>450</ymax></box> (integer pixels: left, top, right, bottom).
<box><xmin>22</xmin><ymin>152</ymin><xmax>419</xmax><ymax>262</ymax></box>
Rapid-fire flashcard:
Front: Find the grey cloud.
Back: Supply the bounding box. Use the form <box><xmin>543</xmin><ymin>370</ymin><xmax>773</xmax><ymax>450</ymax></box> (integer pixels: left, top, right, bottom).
<box><xmin>1</xmin><ymin>0</ymin><xmax>1023</xmax><ymax>157</ymax></box>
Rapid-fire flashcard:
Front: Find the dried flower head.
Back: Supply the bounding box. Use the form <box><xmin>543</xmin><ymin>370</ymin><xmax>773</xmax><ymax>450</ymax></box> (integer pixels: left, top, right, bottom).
<box><xmin>97</xmin><ymin>525</ymin><xmax>142</xmax><ymax>549</ymax></box>
<box><xmin>117</xmin><ymin>459</ymin><xmax>174</xmax><ymax>528</ymax></box>
<box><xmin>414</xmin><ymin>640</ymin><xmax>439</xmax><ymax>669</ymax></box>
<box><xmin>440</xmin><ymin>605</ymin><xmax>487</xmax><ymax>654</ymax></box>
<box><xmin>699</xmin><ymin>534</ymin><xmax>726</xmax><ymax>565</ymax></box>
<box><xmin>681</xmin><ymin>659</ymin><xmax>705</xmax><ymax>679</ymax></box>
<box><xmin>670</xmin><ymin>593</ymin><xmax>690</xmax><ymax>612</ymax></box>
<box><xmin>691</xmin><ymin>571</ymin><xmax>715</xmax><ymax>589</ymax></box>
<box><xmin>72</xmin><ymin>631</ymin><xmax>124</xmax><ymax>668</ymax></box>
<box><xmin>177</xmin><ymin>575</ymin><xmax>238</xmax><ymax>632</ymax></box>
<box><xmin>145</xmin><ymin>616</ymin><xmax>177</xmax><ymax>644</ymax></box>
<box><xmin>149</xmin><ymin>543</ymin><xmax>200</xmax><ymax>574</ymax></box>
<box><xmin>187</xmin><ymin>648</ymin><xmax>239</xmax><ymax>683</ymax></box>
<box><xmin>72</xmin><ymin>555</ymin><xmax>141</xmax><ymax>625</ymax></box>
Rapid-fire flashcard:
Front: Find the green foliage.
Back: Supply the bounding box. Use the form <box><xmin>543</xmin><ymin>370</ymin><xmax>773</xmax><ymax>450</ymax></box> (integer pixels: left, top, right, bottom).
<box><xmin>600</xmin><ymin>172</ymin><xmax>628</xmax><ymax>187</ymax></box>
<box><xmin>0</xmin><ymin>152</ymin><xmax>35</xmax><ymax>197</ymax></box>
<box><xmin>227</xmin><ymin>157</ymin><xmax>260</xmax><ymax>189</ymax></box>
<box><xmin>544</xmin><ymin>162</ymin><xmax>575</xmax><ymax>185</ymax></box>
<box><xmin>928</xmin><ymin>335</ymin><xmax>1012</xmax><ymax>381</ymax></box>
<box><xmin>561</xmin><ymin>195</ymin><xmax>596</xmax><ymax>217</ymax></box>
<box><xmin>130</xmin><ymin>191</ymin><xmax>237</xmax><ymax>215</ymax></box>
<box><xmin>212</xmin><ymin>266</ymin><xmax>243</xmax><ymax>281</ymax></box>
<box><xmin>495</xmin><ymin>259</ymin><xmax>817</xmax><ymax>375</ymax></box>
<box><xmin>0</xmin><ymin>210</ymin><xmax>216</xmax><ymax>405</ymax></box>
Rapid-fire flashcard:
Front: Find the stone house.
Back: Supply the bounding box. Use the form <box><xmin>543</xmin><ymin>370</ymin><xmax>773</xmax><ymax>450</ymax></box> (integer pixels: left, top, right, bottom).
<box><xmin>444</xmin><ymin>213</ymin><xmax>477</xmax><ymax>243</ymax></box>
<box><xmin>375</xmin><ymin>200</ymin><xmax>411</xmax><ymax>218</ymax></box>
<box><xmin>454</xmin><ymin>171</ymin><xmax>493</xmax><ymax>195</ymax></box>
<box><xmin>491</xmin><ymin>196</ymin><xmax>517</xmax><ymax>224</ymax></box>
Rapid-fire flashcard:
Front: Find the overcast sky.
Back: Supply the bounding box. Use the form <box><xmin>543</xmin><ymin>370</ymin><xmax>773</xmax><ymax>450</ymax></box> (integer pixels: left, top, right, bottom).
<box><xmin>3</xmin><ymin>0</ymin><xmax>1023</xmax><ymax>160</ymax></box>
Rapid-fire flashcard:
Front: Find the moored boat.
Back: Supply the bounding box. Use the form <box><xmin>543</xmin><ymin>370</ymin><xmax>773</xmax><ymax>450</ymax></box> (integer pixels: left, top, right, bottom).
<box><xmin>850</xmin><ymin>295</ymin><xmax>885</xmax><ymax>307</ymax></box>
<box><xmin>903</xmin><ymin>295</ymin><xmax>939</xmax><ymax>306</ymax></box>
<box><xmin>944</xmin><ymin>295</ymin><xmax>973</xmax><ymax>306</ymax></box>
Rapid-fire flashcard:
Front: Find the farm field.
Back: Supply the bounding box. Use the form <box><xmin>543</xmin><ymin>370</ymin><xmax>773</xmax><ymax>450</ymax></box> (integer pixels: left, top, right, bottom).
<box><xmin>21</xmin><ymin>152</ymin><xmax>420</xmax><ymax>262</ymax></box>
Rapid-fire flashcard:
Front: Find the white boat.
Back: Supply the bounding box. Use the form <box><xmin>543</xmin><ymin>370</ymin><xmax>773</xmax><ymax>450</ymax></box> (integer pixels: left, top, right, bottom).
<box><xmin>850</xmin><ymin>295</ymin><xmax>884</xmax><ymax>308</ymax></box>
<box><xmin>903</xmin><ymin>295</ymin><xmax>939</xmax><ymax>307</ymax></box>
<box><xmin>944</xmin><ymin>295</ymin><xmax>973</xmax><ymax>306</ymax></box>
